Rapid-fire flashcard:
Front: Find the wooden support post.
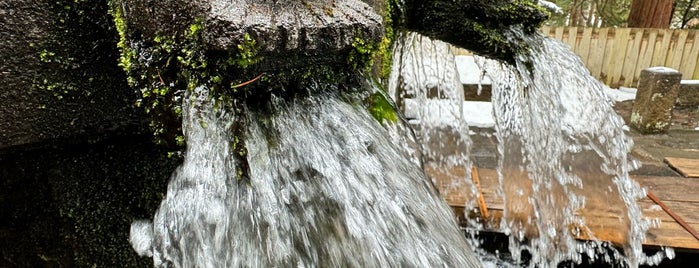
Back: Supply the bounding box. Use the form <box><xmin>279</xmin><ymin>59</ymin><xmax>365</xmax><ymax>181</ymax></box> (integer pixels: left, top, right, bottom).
<box><xmin>470</xmin><ymin>166</ymin><xmax>489</xmax><ymax>219</ymax></box>
<box><xmin>630</xmin><ymin>67</ymin><xmax>682</xmax><ymax>134</ymax></box>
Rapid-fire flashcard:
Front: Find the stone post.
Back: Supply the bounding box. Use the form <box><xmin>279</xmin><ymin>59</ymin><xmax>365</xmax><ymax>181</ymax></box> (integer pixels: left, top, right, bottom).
<box><xmin>677</xmin><ymin>80</ymin><xmax>699</xmax><ymax>107</ymax></box>
<box><xmin>630</xmin><ymin>67</ymin><xmax>682</xmax><ymax>134</ymax></box>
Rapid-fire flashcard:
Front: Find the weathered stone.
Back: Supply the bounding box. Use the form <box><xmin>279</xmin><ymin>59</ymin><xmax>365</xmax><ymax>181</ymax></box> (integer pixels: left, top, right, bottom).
<box><xmin>677</xmin><ymin>80</ymin><xmax>699</xmax><ymax>107</ymax></box>
<box><xmin>630</xmin><ymin>67</ymin><xmax>682</xmax><ymax>134</ymax></box>
<box><xmin>402</xmin><ymin>0</ymin><xmax>548</xmax><ymax>64</ymax></box>
<box><xmin>119</xmin><ymin>0</ymin><xmax>384</xmax><ymax>69</ymax></box>
<box><xmin>0</xmin><ymin>0</ymin><xmax>143</xmax><ymax>151</ymax></box>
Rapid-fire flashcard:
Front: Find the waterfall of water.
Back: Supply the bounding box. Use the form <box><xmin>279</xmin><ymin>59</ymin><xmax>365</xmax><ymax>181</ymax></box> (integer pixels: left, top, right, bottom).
<box><xmin>475</xmin><ymin>34</ymin><xmax>673</xmax><ymax>267</ymax></box>
<box><xmin>130</xmin><ymin>82</ymin><xmax>482</xmax><ymax>267</ymax></box>
<box><xmin>387</xmin><ymin>32</ymin><xmax>478</xmax><ymax>218</ymax></box>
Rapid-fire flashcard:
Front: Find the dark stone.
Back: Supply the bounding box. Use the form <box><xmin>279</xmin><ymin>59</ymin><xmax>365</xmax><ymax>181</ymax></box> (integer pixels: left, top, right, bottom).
<box><xmin>401</xmin><ymin>0</ymin><xmax>549</xmax><ymax>64</ymax></box>
<box><xmin>0</xmin><ymin>136</ymin><xmax>179</xmax><ymax>267</ymax></box>
<box><xmin>0</xmin><ymin>0</ymin><xmax>145</xmax><ymax>152</ymax></box>
<box><xmin>677</xmin><ymin>80</ymin><xmax>699</xmax><ymax>107</ymax></box>
<box><xmin>118</xmin><ymin>0</ymin><xmax>384</xmax><ymax>69</ymax></box>
<box><xmin>630</xmin><ymin>67</ymin><xmax>682</xmax><ymax>134</ymax></box>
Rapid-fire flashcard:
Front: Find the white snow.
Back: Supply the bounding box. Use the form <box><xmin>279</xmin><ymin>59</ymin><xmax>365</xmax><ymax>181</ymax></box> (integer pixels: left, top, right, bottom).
<box><xmin>462</xmin><ymin>101</ymin><xmax>496</xmax><ymax>128</ymax></box>
<box><xmin>538</xmin><ymin>0</ymin><xmax>563</xmax><ymax>14</ymax></box>
<box><xmin>604</xmin><ymin>86</ymin><xmax>637</xmax><ymax>102</ymax></box>
<box><xmin>403</xmin><ymin>99</ymin><xmax>495</xmax><ymax>128</ymax></box>
<box><xmin>695</xmin><ymin>126</ymin><xmax>699</xmax><ymax>131</ymax></box>
<box><xmin>405</xmin><ymin>55</ymin><xmax>641</xmax><ymax>130</ymax></box>
<box><xmin>681</xmin><ymin>80</ymin><xmax>699</xmax><ymax>85</ymax></box>
<box><xmin>646</xmin><ymin>66</ymin><xmax>680</xmax><ymax>74</ymax></box>
<box><xmin>455</xmin><ymin>55</ymin><xmax>491</xmax><ymax>85</ymax></box>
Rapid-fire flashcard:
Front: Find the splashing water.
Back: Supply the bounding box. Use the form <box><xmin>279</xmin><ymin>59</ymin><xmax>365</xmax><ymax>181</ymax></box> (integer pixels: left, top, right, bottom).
<box><xmin>388</xmin><ymin>32</ymin><xmax>478</xmax><ymax>218</ymax></box>
<box><xmin>130</xmin><ymin>82</ymin><xmax>482</xmax><ymax>267</ymax></box>
<box><xmin>475</xmin><ymin>34</ymin><xmax>672</xmax><ymax>267</ymax></box>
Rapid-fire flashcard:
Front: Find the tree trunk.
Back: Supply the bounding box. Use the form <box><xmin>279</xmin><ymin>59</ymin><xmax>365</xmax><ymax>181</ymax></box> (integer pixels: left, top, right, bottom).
<box><xmin>627</xmin><ymin>0</ymin><xmax>674</xmax><ymax>28</ymax></box>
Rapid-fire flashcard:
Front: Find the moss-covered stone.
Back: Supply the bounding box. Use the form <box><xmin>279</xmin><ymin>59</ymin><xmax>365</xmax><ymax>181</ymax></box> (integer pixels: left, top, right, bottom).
<box><xmin>400</xmin><ymin>0</ymin><xmax>549</xmax><ymax>64</ymax></box>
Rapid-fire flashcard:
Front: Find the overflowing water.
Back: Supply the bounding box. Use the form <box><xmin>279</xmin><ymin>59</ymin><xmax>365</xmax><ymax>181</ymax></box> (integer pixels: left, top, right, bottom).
<box><xmin>130</xmin><ymin>82</ymin><xmax>481</xmax><ymax>267</ymax></box>
<box><xmin>128</xmin><ymin>21</ymin><xmax>677</xmax><ymax>267</ymax></box>
<box><xmin>475</xmin><ymin>34</ymin><xmax>673</xmax><ymax>267</ymax></box>
<box><xmin>387</xmin><ymin>31</ymin><xmax>478</xmax><ymax>217</ymax></box>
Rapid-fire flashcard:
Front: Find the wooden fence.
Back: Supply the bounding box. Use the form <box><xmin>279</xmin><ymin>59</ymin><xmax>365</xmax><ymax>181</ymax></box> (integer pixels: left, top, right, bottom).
<box><xmin>454</xmin><ymin>27</ymin><xmax>699</xmax><ymax>88</ymax></box>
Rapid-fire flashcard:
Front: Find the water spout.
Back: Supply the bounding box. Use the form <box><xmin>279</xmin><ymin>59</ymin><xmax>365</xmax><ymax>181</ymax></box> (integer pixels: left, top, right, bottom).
<box><xmin>476</xmin><ymin>33</ymin><xmax>672</xmax><ymax>267</ymax></box>
<box><xmin>131</xmin><ymin>83</ymin><xmax>481</xmax><ymax>267</ymax></box>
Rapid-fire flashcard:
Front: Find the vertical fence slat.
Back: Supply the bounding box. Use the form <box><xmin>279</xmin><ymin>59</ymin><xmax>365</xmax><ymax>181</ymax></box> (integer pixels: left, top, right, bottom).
<box><xmin>653</xmin><ymin>30</ymin><xmax>673</xmax><ymax>67</ymax></box>
<box><xmin>555</xmin><ymin>27</ymin><xmax>564</xmax><ymax>41</ymax></box>
<box><xmin>670</xmin><ymin>30</ymin><xmax>689</xmax><ymax>72</ymax></box>
<box><xmin>621</xmin><ymin>29</ymin><xmax>644</xmax><ymax>87</ymax></box>
<box><xmin>451</xmin><ymin>27</ymin><xmax>699</xmax><ymax>86</ymax></box>
<box><xmin>679</xmin><ymin>32</ymin><xmax>697</xmax><ymax>79</ymax></box>
<box><xmin>588</xmin><ymin>28</ymin><xmax>608</xmax><ymax>79</ymax></box>
<box><xmin>634</xmin><ymin>29</ymin><xmax>657</xmax><ymax>86</ymax></box>
<box><xmin>609</xmin><ymin>28</ymin><xmax>631</xmax><ymax>87</ymax></box>
<box><xmin>685</xmin><ymin>32</ymin><xmax>699</xmax><ymax>80</ymax></box>
<box><xmin>579</xmin><ymin>27</ymin><xmax>593</xmax><ymax>65</ymax></box>
<box><xmin>567</xmin><ymin>27</ymin><xmax>579</xmax><ymax>50</ymax></box>
<box><xmin>602</xmin><ymin>29</ymin><xmax>617</xmax><ymax>85</ymax></box>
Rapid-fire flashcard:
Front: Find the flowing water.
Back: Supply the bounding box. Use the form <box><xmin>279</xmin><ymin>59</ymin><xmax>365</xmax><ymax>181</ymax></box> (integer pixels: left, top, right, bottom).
<box><xmin>128</xmin><ymin>24</ymin><xmax>677</xmax><ymax>268</ymax></box>
<box><xmin>475</xmin><ymin>34</ymin><xmax>673</xmax><ymax>267</ymax></box>
<box><xmin>387</xmin><ymin>32</ymin><xmax>478</xmax><ymax>219</ymax></box>
<box><xmin>130</xmin><ymin>83</ymin><xmax>481</xmax><ymax>267</ymax></box>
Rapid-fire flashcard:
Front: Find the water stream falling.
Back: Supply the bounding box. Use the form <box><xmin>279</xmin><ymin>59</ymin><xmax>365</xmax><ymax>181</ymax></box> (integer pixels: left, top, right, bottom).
<box><xmin>130</xmin><ymin>82</ymin><xmax>481</xmax><ymax>267</ymax></box>
<box><xmin>388</xmin><ymin>32</ymin><xmax>477</xmax><ymax>214</ymax></box>
<box><xmin>475</xmin><ymin>34</ymin><xmax>673</xmax><ymax>267</ymax></box>
<box><xmin>127</xmin><ymin>17</ymin><xmax>678</xmax><ymax>267</ymax></box>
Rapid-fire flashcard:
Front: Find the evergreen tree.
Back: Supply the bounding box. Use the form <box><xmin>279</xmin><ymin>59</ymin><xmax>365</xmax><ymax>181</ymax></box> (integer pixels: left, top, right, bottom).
<box><xmin>628</xmin><ymin>0</ymin><xmax>674</xmax><ymax>28</ymax></box>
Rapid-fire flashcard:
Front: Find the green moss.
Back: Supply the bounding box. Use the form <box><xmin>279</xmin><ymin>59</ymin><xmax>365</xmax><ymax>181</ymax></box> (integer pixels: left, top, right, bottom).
<box><xmin>227</xmin><ymin>33</ymin><xmax>262</xmax><ymax>69</ymax></box>
<box><xmin>367</xmin><ymin>90</ymin><xmax>398</xmax><ymax>124</ymax></box>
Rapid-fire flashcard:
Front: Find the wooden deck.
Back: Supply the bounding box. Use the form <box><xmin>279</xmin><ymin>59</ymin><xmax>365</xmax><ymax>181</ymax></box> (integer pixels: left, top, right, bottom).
<box><xmin>428</xmin><ymin>167</ymin><xmax>699</xmax><ymax>251</ymax></box>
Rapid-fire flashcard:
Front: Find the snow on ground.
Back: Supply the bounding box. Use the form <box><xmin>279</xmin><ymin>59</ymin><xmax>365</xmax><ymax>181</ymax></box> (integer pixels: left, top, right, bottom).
<box><xmin>604</xmin><ymin>86</ymin><xmax>637</xmax><ymax>102</ymax></box>
<box><xmin>538</xmin><ymin>0</ymin><xmax>563</xmax><ymax>14</ymax></box>
<box><xmin>452</xmin><ymin>55</ymin><xmax>638</xmax><ymax>129</ymax></box>
<box><xmin>455</xmin><ymin>56</ymin><xmax>491</xmax><ymax>85</ymax></box>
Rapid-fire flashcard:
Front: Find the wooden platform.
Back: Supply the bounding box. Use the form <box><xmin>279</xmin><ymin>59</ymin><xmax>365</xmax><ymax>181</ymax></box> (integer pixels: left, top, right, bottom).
<box><xmin>665</xmin><ymin>157</ymin><xmax>699</xmax><ymax>178</ymax></box>
<box><xmin>428</xmin><ymin>167</ymin><xmax>699</xmax><ymax>251</ymax></box>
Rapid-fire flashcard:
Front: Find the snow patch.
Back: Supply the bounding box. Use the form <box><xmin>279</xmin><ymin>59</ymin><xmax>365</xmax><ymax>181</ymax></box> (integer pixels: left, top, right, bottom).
<box><xmin>456</xmin><ymin>55</ymin><xmax>492</xmax><ymax>85</ymax></box>
<box><xmin>538</xmin><ymin>0</ymin><xmax>563</xmax><ymax>14</ymax></box>
<box><xmin>646</xmin><ymin>66</ymin><xmax>680</xmax><ymax>74</ymax></box>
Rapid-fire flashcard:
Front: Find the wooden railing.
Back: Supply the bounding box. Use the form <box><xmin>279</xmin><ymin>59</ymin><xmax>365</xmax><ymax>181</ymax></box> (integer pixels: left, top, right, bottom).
<box><xmin>454</xmin><ymin>27</ymin><xmax>699</xmax><ymax>88</ymax></box>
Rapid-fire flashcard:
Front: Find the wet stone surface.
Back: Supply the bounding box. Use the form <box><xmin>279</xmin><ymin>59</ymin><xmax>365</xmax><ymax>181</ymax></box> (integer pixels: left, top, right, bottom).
<box><xmin>120</xmin><ymin>0</ymin><xmax>384</xmax><ymax>67</ymax></box>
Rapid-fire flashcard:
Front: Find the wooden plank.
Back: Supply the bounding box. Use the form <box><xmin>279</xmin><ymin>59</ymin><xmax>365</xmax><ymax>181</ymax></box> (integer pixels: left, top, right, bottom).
<box><xmin>635</xmin><ymin>29</ymin><xmax>658</xmax><ymax>86</ymax></box>
<box><xmin>670</xmin><ymin>30</ymin><xmax>689</xmax><ymax>70</ymax></box>
<box><xmin>540</xmin><ymin>26</ymin><xmax>550</xmax><ymax>36</ymax></box>
<box><xmin>588</xmin><ymin>28</ymin><xmax>608</xmax><ymax>80</ymax></box>
<box><xmin>682</xmin><ymin>31</ymin><xmax>699</xmax><ymax>80</ymax></box>
<box><xmin>609</xmin><ymin>28</ymin><xmax>631</xmax><ymax>88</ymax></box>
<box><xmin>639</xmin><ymin>199</ymin><xmax>699</xmax><ymax>224</ymax></box>
<box><xmin>567</xmin><ymin>27</ymin><xmax>579</xmax><ymax>50</ymax></box>
<box><xmin>621</xmin><ymin>29</ymin><xmax>644</xmax><ymax>87</ymax></box>
<box><xmin>664</xmin><ymin>157</ymin><xmax>699</xmax><ymax>178</ymax></box>
<box><xmin>578</xmin><ymin>27</ymin><xmax>593</xmax><ymax>65</ymax></box>
<box><xmin>629</xmin><ymin>175</ymin><xmax>699</xmax><ymax>203</ymax></box>
<box><xmin>555</xmin><ymin>27</ymin><xmax>565</xmax><ymax>41</ymax></box>
<box><xmin>601</xmin><ymin>29</ymin><xmax>616</xmax><ymax>85</ymax></box>
<box><xmin>429</xmin><ymin>167</ymin><xmax>699</xmax><ymax>250</ymax></box>
<box><xmin>653</xmin><ymin>30</ymin><xmax>673</xmax><ymax>67</ymax></box>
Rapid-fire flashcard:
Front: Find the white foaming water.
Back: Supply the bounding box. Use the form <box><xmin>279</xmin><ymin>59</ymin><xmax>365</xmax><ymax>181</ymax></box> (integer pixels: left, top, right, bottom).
<box><xmin>130</xmin><ymin>84</ymin><xmax>481</xmax><ymax>267</ymax></box>
<box><xmin>475</xmin><ymin>35</ymin><xmax>672</xmax><ymax>267</ymax></box>
<box><xmin>388</xmin><ymin>32</ymin><xmax>478</xmax><ymax>214</ymax></box>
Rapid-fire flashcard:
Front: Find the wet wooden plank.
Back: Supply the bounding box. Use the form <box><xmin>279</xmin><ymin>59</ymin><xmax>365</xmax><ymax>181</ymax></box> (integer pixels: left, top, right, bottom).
<box><xmin>664</xmin><ymin>157</ymin><xmax>699</xmax><ymax>178</ymax></box>
<box><xmin>636</xmin><ymin>175</ymin><xmax>699</xmax><ymax>202</ymax></box>
<box><xmin>428</xmin><ymin>167</ymin><xmax>699</xmax><ymax>251</ymax></box>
